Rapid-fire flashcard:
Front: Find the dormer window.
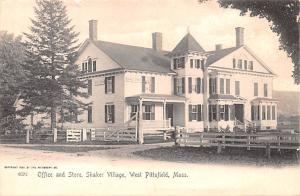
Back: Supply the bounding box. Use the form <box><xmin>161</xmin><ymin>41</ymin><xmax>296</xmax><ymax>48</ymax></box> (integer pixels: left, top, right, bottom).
<box><xmin>173</xmin><ymin>57</ymin><xmax>185</xmax><ymax>69</ymax></box>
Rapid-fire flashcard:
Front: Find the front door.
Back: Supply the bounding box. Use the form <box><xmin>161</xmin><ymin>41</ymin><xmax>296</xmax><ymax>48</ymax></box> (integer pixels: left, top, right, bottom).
<box><xmin>166</xmin><ymin>104</ymin><xmax>174</xmax><ymax>126</ymax></box>
<box><xmin>234</xmin><ymin>104</ymin><xmax>244</xmax><ymax>123</ymax></box>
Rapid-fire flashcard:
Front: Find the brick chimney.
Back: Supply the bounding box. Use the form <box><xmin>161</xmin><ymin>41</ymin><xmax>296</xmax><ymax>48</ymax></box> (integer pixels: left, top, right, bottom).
<box><xmin>215</xmin><ymin>44</ymin><xmax>222</xmax><ymax>51</ymax></box>
<box><xmin>152</xmin><ymin>32</ymin><xmax>162</xmax><ymax>51</ymax></box>
<box><xmin>89</xmin><ymin>20</ymin><xmax>98</xmax><ymax>41</ymax></box>
<box><xmin>235</xmin><ymin>27</ymin><xmax>244</xmax><ymax>47</ymax></box>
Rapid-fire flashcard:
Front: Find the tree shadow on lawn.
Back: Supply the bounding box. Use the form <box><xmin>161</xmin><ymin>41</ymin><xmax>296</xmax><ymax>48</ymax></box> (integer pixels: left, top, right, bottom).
<box><xmin>11</xmin><ymin>145</ymin><xmax>116</xmax><ymax>153</ymax></box>
<box><xmin>133</xmin><ymin>146</ymin><xmax>300</xmax><ymax>167</ymax></box>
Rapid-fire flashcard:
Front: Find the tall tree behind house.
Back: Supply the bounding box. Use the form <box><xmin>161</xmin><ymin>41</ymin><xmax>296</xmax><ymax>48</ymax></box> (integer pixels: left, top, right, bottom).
<box><xmin>21</xmin><ymin>0</ymin><xmax>89</xmax><ymax>130</ymax></box>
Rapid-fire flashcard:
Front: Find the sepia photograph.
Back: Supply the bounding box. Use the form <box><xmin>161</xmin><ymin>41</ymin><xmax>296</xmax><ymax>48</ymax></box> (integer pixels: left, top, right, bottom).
<box><xmin>0</xmin><ymin>0</ymin><xmax>299</xmax><ymax>195</ymax></box>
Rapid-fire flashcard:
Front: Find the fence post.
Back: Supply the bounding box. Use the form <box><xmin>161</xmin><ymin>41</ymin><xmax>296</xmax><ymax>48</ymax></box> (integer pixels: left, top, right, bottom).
<box><xmin>82</xmin><ymin>129</ymin><xmax>87</xmax><ymax>142</ymax></box>
<box><xmin>53</xmin><ymin>128</ymin><xmax>57</xmax><ymax>143</ymax></box>
<box><xmin>175</xmin><ymin>126</ymin><xmax>180</xmax><ymax>146</ymax></box>
<box><xmin>217</xmin><ymin>142</ymin><xmax>222</xmax><ymax>154</ymax></box>
<box><xmin>163</xmin><ymin>131</ymin><xmax>167</xmax><ymax>141</ymax></box>
<box><xmin>266</xmin><ymin>143</ymin><xmax>271</xmax><ymax>159</ymax></box>
<box><xmin>26</xmin><ymin>129</ymin><xmax>30</xmax><ymax>144</ymax></box>
<box><xmin>277</xmin><ymin>136</ymin><xmax>281</xmax><ymax>153</ymax></box>
<box><xmin>247</xmin><ymin>135</ymin><xmax>250</xmax><ymax>150</ymax></box>
<box><xmin>199</xmin><ymin>132</ymin><xmax>203</xmax><ymax>147</ymax></box>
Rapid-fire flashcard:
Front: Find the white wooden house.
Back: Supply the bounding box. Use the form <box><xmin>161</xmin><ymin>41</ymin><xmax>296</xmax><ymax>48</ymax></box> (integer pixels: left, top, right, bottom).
<box><xmin>71</xmin><ymin>20</ymin><xmax>277</xmax><ymax>134</ymax></box>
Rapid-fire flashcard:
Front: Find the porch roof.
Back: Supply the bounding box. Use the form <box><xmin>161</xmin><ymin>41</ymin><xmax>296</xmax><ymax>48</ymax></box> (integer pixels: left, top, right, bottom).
<box><xmin>208</xmin><ymin>94</ymin><xmax>246</xmax><ymax>104</ymax></box>
<box><xmin>126</xmin><ymin>94</ymin><xmax>186</xmax><ymax>103</ymax></box>
<box><xmin>251</xmin><ymin>97</ymin><xmax>278</xmax><ymax>103</ymax></box>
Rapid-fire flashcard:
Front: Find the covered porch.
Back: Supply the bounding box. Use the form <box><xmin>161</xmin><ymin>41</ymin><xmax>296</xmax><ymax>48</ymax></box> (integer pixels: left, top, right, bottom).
<box><xmin>208</xmin><ymin>94</ymin><xmax>247</xmax><ymax>132</ymax></box>
<box><xmin>125</xmin><ymin>94</ymin><xmax>186</xmax><ymax>143</ymax></box>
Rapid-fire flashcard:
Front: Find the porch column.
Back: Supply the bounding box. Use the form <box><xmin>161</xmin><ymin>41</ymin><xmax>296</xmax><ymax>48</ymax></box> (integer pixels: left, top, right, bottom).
<box><xmin>163</xmin><ymin>99</ymin><xmax>166</xmax><ymax>128</ymax></box>
<box><xmin>216</xmin><ymin>103</ymin><xmax>219</xmax><ymax>131</ymax></box>
<box><xmin>138</xmin><ymin>98</ymin><xmax>144</xmax><ymax>144</ymax></box>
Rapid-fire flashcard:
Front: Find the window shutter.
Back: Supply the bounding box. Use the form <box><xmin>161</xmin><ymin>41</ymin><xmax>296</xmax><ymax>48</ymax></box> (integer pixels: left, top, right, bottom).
<box><xmin>88</xmin><ymin>80</ymin><xmax>92</xmax><ymax>95</ymax></box>
<box><xmin>182</xmin><ymin>77</ymin><xmax>185</xmax><ymax>94</ymax></box>
<box><xmin>196</xmin><ymin>78</ymin><xmax>201</xmax><ymax>94</ymax></box>
<box><xmin>197</xmin><ymin>104</ymin><xmax>201</xmax><ymax>121</ymax></box>
<box><xmin>104</xmin><ymin>77</ymin><xmax>107</xmax><ymax>94</ymax></box>
<box><xmin>105</xmin><ymin>105</ymin><xmax>107</xmax><ymax>123</ymax></box>
<box><xmin>142</xmin><ymin>76</ymin><xmax>146</xmax><ymax>93</ymax></box>
<box><xmin>226</xmin><ymin>79</ymin><xmax>230</xmax><ymax>94</ymax></box>
<box><xmin>182</xmin><ymin>57</ymin><xmax>185</xmax><ymax>68</ymax></box>
<box><xmin>151</xmin><ymin>77</ymin><xmax>155</xmax><ymax>93</ymax></box>
<box><xmin>173</xmin><ymin>78</ymin><xmax>177</xmax><ymax>95</ymax></box>
<box><xmin>188</xmin><ymin>77</ymin><xmax>192</xmax><ymax>93</ymax></box>
<box><xmin>111</xmin><ymin>105</ymin><xmax>115</xmax><ymax>123</ymax></box>
<box><xmin>189</xmin><ymin>105</ymin><xmax>192</xmax><ymax>122</ymax></box>
<box><xmin>82</xmin><ymin>63</ymin><xmax>84</xmax><ymax>71</ymax></box>
<box><xmin>202</xmin><ymin>78</ymin><xmax>205</xmax><ymax>93</ymax></box>
<box><xmin>209</xmin><ymin>105</ymin><xmax>212</xmax><ymax>122</ymax></box>
<box><xmin>151</xmin><ymin>105</ymin><xmax>155</xmax><ymax>120</ymax></box>
<box><xmin>112</xmin><ymin>76</ymin><xmax>115</xmax><ymax>93</ymax></box>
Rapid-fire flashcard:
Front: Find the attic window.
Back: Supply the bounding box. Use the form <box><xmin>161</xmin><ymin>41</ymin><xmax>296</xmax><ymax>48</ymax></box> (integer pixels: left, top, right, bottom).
<box><xmin>238</xmin><ymin>59</ymin><xmax>242</xmax><ymax>69</ymax></box>
<box><xmin>173</xmin><ymin>57</ymin><xmax>185</xmax><ymax>69</ymax></box>
<box><xmin>201</xmin><ymin>59</ymin><xmax>205</xmax><ymax>69</ymax></box>
<box><xmin>244</xmin><ymin>60</ymin><xmax>247</xmax><ymax>70</ymax></box>
<box><xmin>249</xmin><ymin>61</ymin><xmax>254</xmax><ymax>70</ymax></box>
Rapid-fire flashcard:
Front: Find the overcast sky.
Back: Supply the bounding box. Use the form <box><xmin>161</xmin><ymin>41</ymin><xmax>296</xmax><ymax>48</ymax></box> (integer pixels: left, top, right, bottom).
<box><xmin>0</xmin><ymin>0</ymin><xmax>299</xmax><ymax>92</ymax></box>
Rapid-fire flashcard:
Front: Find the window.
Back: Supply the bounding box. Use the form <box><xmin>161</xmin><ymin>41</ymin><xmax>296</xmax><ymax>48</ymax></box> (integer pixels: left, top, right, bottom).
<box><xmin>238</xmin><ymin>59</ymin><xmax>242</xmax><ymax>69</ymax></box>
<box><xmin>88</xmin><ymin>79</ymin><xmax>92</xmax><ymax>95</ymax></box>
<box><xmin>262</xmin><ymin>105</ymin><xmax>266</xmax><ymax>120</ymax></box>
<box><xmin>142</xmin><ymin>76</ymin><xmax>155</xmax><ymax>93</ymax></box>
<box><xmin>272</xmin><ymin>105</ymin><xmax>276</xmax><ymax>120</ymax></box>
<box><xmin>267</xmin><ymin>105</ymin><xmax>271</xmax><ymax>120</ymax></box>
<box><xmin>190</xmin><ymin>59</ymin><xmax>193</xmax><ymax>68</ymax></box>
<box><xmin>196</xmin><ymin>59</ymin><xmax>200</xmax><ymax>69</ymax></box>
<box><xmin>251</xmin><ymin>105</ymin><xmax>260</xmax><ymax>121</ymax></box>
<box><xmin>225</xmin><ymin>105</ymin><xmax>229</xmax><ymax>121</ymax></box>
<box><xmin>105</xmin><ymin>104</ymin><xmax>115</xmax><ymax>123</ymax></box>
<box><xmin>82</xmin><ymin>63</ymin><xmax>85</xmax><ymax>72</ymax></box>
<box><xmin>189</xmin><ymin>105</ymin><xmax>202</xmax><ymax>121</ymax></box>
<box><xmin>85</xmin><ymin>62</ymin><xmax>87</xmax><ymax>71</ymax></box>
<box><xmin>220</xmin><ymin>78</ymin><xmax>225</xmax><ymax>94</ymax></box>
<box><xmin>201</xmin><ymin>59</ymin><xmax>205</xmax><ymax>69</ymax></box>
<box><xmin>249</xmin><ymin>61</ymin><xmax>254</xmax><ymax>70</ymax></box>
<box><xmin>130</xmin><ymin>105</ymin><xmax>138</xmax><ymax>120</ymax></box>
<box><xmin>88</xmin><ymin>58</ymin><xmax>92</xmax><ymax>72</ymax></box>
<box><xmin>92</xmin><ymin>60</ymin><xmax>97</xmax><ymax>72</ymax></box>
<box><xmin>105</xmin><ymin>76</ymin><xmax>115</xmax><ymax>94</ymax></box>
<box><xmin>173</xmin><ymin>57</ymin><xmax>185</xmax><ymax>69</ymax></box>
<box><xmin>209</xmin><ymin>105</ymin><xmax>217</xmax><ymax>121</ymax></box>
<box><xmin>244</xmin><ymin>60</ymin><xmax>248</xmax><ymax>70</ymax></box>
<box><xmin>174</xmin><ymin>77</ymin><xmax>185</xmax><ymax>94</ymax></box>
<box><xmin>235</xmin><ymin>81</ymin><xmax>240</xmax><ymax>96</ymax></box>
<box><xmin>209</xmin><ymin>78</ymin><xmax>217</xmax><ymax>95</ymax></box>
<box><xmin>254</xmin><ymin>82</ymin><xmax>258</xmax><ymax>96</ymax></box>
<box><xmin>219</xmin><ymin>105</ymin><xmax>225</xmax><ymax>120</ymax></box>
<box><xmin>264</xmin><ymin>83</ymin><xmax>268</xmax><ymax>97</ymax></box>
<box><xmin>226</xmin><ymin>79</ymin><xmax>230</xmax><ymax>94</ymax></box>
<box><xmin>88</xmin><ymin>106</ymin><xmax>92</xmax><ymax>123</ymax></box>
<box><xmin>233</xmin><ymin>58</ymin><xmax>236</xmax><ymax>68</ymax></box>
<box><xmin>143</xmin><ymin>104</ymin><xmax>155</xmax><ymax>120</ymax></box>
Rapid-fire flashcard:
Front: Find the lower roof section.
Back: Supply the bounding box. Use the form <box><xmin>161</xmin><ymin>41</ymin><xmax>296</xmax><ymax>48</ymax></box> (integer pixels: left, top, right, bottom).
<box><xmin>126</xmin><ymin>94</ymin><xmax>186</xmax><ymax>103</ymax></box>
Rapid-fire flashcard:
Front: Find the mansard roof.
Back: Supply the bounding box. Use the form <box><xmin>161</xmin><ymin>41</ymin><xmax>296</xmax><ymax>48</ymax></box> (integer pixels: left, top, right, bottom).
<box><xmin>169</xmin><ymin>33</ymin><xmax>205</xmax><ymax>56</ymax></box>
<box><xmin>93</xmin><ymin>40</ymin><xmax>175</xmax><ymax>74</ymax></box>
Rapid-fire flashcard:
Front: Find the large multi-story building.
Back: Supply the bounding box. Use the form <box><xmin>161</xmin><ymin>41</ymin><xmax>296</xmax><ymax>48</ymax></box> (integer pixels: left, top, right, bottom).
<box><xmin>73</xmin><ymin>20</ymin><xmax>277</xmax><ymax>133</ymax></box>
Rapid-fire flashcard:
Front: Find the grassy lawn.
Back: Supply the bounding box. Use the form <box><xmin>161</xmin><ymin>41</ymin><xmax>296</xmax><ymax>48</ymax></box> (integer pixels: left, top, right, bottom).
<box><xmin>11</xmin><ymin>145</ymin><xmax>116</xmax><ymax>153</ymax></box>
<box><xmin>134</xmin><ymin>146</ymin><xmax>300</xmax><ymax>167</ymax></box>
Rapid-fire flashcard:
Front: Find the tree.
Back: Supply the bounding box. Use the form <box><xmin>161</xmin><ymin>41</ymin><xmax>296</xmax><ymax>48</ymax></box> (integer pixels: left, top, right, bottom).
<box><xmin>21</xmin><ymin>0</ymin><xmax>88</xmax><ymax>130</ymax></box>
<box><xmin>199</xmin><ymin>0</ymin><xmax>300</xmax><ymax>84</ymax></box>
<box><xmin>0</xmin><ymin>32</ymin><xmax>27</xmax><ymax>133</ymax></box>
